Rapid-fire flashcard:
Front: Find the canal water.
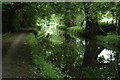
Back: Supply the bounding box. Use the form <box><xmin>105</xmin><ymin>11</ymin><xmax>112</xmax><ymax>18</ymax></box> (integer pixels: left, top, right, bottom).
<box><xmin>33</xmin><ymin>30</ymin><xmax>118</xmax><ymax>79</ymax></box>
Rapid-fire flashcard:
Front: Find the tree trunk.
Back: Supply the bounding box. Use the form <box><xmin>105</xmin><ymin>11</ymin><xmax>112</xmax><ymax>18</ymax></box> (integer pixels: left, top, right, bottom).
<box><xmin>116</xmin><ymin>15</ymin><xmax>120</xmax><ymax>35</ymax></box>
<box><xmin>9</xmin><ymin>5</ymin><xmax>16</xmax><ymax>32</ymax></box>
<box><xmin>82</xmin><ymin>40</ymin><xmax>104</xmax><ymax>67</ymax></box>
<box><xmin>83</xmin><ymin>2</ymin><xmax>92</xmax><ymax>30</ymax></box>
<box><xmin>83</xmin><ymin>2</ymin><xmax>106</xmax><ymax>35</ymax></box>
<box><xmin>116</xmin><ymin>2</ymin><xmax>120</xmax><ymax>35</ymax></box>
<box><xmin>80</xmin><ymin>40</ymin><xmax>104</xmax><ymax>79</ymax></box>
<box><xmin>112</xmin><ymin>11</ymin><xmax>114</xmax><ymax>24</ymax></box>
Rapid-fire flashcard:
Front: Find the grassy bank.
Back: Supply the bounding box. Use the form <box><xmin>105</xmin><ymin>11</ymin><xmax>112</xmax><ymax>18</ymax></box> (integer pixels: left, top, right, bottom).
<box><xmin>27</xmin><ymin>33</ymin><xmax>69</xmax><ymax>78</ymax></box>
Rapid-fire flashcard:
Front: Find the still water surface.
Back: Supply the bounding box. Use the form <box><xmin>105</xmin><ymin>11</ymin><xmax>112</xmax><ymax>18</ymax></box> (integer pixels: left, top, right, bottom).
<box><xmin>35</xmin><ymin>33</ymin><xmax>118</xmax><ymax>79</ymax></box>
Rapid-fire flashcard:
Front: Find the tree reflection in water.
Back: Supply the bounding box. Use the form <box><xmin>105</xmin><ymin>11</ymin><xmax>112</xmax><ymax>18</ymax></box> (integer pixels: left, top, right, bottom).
<box><xmin>36</xmin><ymin>34</ymin><xmax>118</xmax><ymax>79</ymax></box>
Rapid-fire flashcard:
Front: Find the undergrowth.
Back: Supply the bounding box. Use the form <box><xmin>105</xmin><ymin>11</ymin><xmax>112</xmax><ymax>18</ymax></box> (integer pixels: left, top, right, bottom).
<box><xmin>96</xmin><ymin>32</ymin><xmax>120</xmax><ymax>52</ymax></box>
<box><xmin>27</xmin><ymin>33</ymin><xmax>69</xmax><ymax>78</ymax></box>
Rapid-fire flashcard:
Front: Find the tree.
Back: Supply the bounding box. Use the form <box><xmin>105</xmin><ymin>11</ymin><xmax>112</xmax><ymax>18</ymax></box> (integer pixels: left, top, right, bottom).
<box><xmin>84</xmin><ymin>2</ymin><xmax>99</xmax><ymax>35</ymax></box>
<box><xmin>2</xmin><ymin>2</ymin><xmax>50</xmax><ymax>33</ymax></box>
<box><xmin>116</xmin><ymin>2</ymin><xmax>120</xmax><ymax>35</ymax></box>
<box><xmin>83</xmin><ymin>2</ymin><xmax>119</xmax><ymax>36</ymax></box>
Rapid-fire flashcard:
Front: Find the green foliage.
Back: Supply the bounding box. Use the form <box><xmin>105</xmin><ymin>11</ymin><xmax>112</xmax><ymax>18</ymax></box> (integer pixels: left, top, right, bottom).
<box><xmin>27</xmin><ymin>33</ymin><xmax>69</xmax><ymax>78</ymax></box>
<box><xmin>2</xmin><ymin>2</ymin><xmax>14</xmax><ymax>5</ymax></box>
<box><xmin>33</xmin><ymin>55</ymin><xmax>63</xmax><ymax>78</ymax></box>
<box><xmin>88</xmin><ymin>2</ymin><xmax>116</xmax><ymax>19</ymax></box>
<box><xmin>99</xmin><ymin>21</ymin><xmax>114</xmax><ymax>26</ymax></box>
<box><xmin>84</xmin><ymin>2</ymin><xmax>116</xmax><ymax>32</ymax></box>
<box><xmin>56</xmin><ymin>25</ymin><xmax>67</xmax><ymax>31</ymax></box>
<box><xmin>67</xmin><ymin>26</ymin><xmax>85</xmax><ymax>35</ymax></box>
<box><xmin>116</xmin><ymin>2</ymin><xmax>120</xmax><ymax>16</ymax></box>
<box><xmin>97</xmin><ymin>56</ymin><xmax>106</xmax><ymax>63</ymax></box>
<box><xmin>82</xmin><ymin>66</ymin><xmax>116</xmax><ymax>79</ymax></box>
<box><xmin>27</xmin><ymin>32</ymin><xmax>86</xmax><ymax>78</ymax></box>
<box><xmin>3</xmin><ymin>2</ymin><xmax>118</xmax><ymax>33</ymax></box>
<box><xmin>82</xmin><ymin>67</ymin><xmax>104</xmax><ymax>79</ymax></box>
<box><xmin>27</xmin><ymin>33</ymin><xmax>39</xmax><ymax>47</ymax></box>
<box><xmin>96</xmin><ymin>32</ymin><xmax>120</xmax><ymax>52</ymax></box>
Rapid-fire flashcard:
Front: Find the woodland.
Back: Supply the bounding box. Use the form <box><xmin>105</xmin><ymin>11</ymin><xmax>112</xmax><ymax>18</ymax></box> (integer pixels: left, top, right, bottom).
<box><xmin>2</xmin><ymin>2</ymin><xmax>120</xmax><ymax>80</ymax></box>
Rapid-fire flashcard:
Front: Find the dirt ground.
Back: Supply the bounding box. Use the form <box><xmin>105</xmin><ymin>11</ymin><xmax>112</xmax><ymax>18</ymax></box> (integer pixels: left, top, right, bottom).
<box><xmin>2</xmin><ymin>32</ymin><xmax>35</xmax><ymax>78</ymax></box>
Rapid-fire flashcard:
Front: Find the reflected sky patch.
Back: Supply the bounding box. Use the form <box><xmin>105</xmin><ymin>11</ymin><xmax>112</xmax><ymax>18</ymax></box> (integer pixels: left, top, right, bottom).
<box><xmin>98</xmin><ymin>49</ymin><xmax>115</xmax><ymax>63</ymax></box>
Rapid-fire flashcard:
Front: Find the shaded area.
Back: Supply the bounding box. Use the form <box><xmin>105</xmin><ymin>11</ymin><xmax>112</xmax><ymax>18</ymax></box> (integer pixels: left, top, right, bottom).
<box><xmin>2</xmin><ymin>32</ymin><xmax>34</xmax><ymax>78</ymax></box>
<box><xmin>28</xmin><ymin>32</ymin><xmax>119</xmax><ymax>79</ymax></box>
<box><xmin>2</xmin><ymin>2</ymin><xmax>120</xmax><ymax>80</ymax></box>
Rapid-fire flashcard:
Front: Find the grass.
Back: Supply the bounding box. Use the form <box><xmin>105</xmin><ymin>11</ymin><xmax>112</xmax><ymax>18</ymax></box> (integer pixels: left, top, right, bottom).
<box><xmin>27</xmin><ymin>33</ymin><xmax>68</xmax><ymax>78</ymax></box>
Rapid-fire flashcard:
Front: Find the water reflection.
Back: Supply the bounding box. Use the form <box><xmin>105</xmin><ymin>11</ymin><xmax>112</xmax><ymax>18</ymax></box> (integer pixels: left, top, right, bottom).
<box><xmin>98</xmin><ymin>49</ymin><xmax>115</xmax><ymax>63</ymax></box>
<box><xmin>36</xmin><ymin>33</ymin><xmax>118</xmax><ymax>79</ymax></box>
